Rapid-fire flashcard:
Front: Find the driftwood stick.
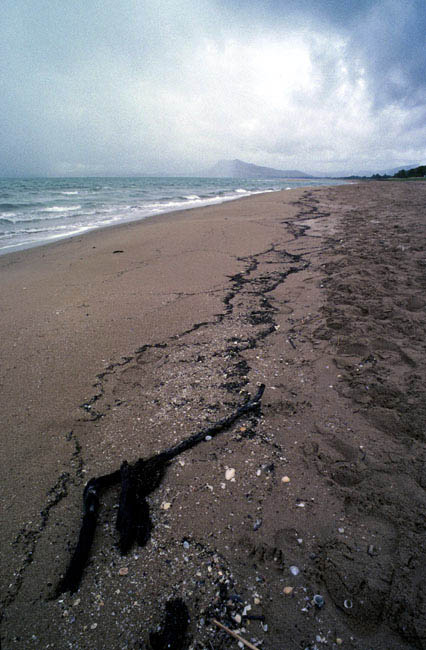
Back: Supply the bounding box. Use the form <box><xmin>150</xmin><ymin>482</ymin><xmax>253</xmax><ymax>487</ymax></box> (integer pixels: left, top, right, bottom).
<box><xmin>213</xmin><ymin>619</ymin><xmax>261</xmax><ymax>650</ymax></box>
<box><xmin>57</xmin><ymin>385</ymin><xmax>265</xmax><ymax>594</ymax></box>
<box><xmin>56</xmin><ymin>470</ymin><xmax>120</xmax><ymax>595</ymax></box>
<box><xmin>162</xmin><ymin>383</ymin><xmax>265</xmax><ymax>461</ymax></box>
<box><xmin>116</xmin><ymin>461</ymin><xmax>139</xmax><ymax>554</ymax></box>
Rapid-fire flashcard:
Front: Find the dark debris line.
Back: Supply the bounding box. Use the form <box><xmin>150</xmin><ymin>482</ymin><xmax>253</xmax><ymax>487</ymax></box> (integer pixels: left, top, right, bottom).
<box><xmin>57</xmin><ymin>384</ymin><xmax>265</xmax><ymax>596</ymax></box>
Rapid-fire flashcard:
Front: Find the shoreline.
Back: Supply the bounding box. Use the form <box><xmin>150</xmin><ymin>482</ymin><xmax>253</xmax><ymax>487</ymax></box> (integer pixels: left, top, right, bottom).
<box><xmin>0</xmin><ymin>178</ymin><xmax>350</xmax><ymax>258</ymax></box>
<box><xmin>0</xmin><ymin>187</ymin><xmax>291</xmax><ymax>260</ymax></box>
<box><xmin>1</xmin><ymin>181</ymin><xmax>426</xmax><ymax>649</ymax></box>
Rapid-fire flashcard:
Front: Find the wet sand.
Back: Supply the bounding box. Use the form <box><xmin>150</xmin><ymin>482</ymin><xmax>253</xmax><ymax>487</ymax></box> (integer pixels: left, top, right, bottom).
<box><xmin>1</xmin><ymin>182</ymin><xmax>426</xmax><ymax>649</ymax></box>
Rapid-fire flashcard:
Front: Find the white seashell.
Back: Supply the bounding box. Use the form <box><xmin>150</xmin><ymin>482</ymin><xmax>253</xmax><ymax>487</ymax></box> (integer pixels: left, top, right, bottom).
<box><xmin>225</xmin><ymin>468</ymin><xmax>236</xmax><ymax>481</ymax></box>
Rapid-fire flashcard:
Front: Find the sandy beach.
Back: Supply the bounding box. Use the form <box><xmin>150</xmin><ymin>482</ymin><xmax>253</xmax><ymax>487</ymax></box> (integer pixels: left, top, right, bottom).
<box><xmin>1</xmin><ymin>181</ymin><xmax>426</xmax><ymax>649</ymax></box>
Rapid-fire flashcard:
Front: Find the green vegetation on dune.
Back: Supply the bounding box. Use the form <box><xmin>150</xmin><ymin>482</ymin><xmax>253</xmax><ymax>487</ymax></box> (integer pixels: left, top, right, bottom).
<box><xmin>370</xmin><ymin>165</ymin><xmax>426</xmax><ymax>180</ymax></box>
<box><xmin>392</xmin><ymin>165</ymin><xmax>426</xmax><ymax>178</ymax></box>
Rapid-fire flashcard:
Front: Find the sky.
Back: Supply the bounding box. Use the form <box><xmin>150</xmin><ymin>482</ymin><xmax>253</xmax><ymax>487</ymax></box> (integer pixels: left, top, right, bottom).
<box><xmin>1</xmin><ymin>0</ymin><xmax>425</xmax><ymax>176</ymax></box>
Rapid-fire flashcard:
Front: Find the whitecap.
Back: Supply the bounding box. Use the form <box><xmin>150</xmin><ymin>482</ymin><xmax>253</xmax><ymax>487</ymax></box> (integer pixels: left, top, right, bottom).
<box><xmin>41</xmin><ymin>205</ymin><xmax>81</xmax><ymax>213</ymax></box>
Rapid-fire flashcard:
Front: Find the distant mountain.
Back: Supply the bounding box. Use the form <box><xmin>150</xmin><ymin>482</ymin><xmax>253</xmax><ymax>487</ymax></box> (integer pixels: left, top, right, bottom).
<box><xmin>203</xmin><ymin>159</ymin><xmax>313</xmax><ymax>179</ymax></box>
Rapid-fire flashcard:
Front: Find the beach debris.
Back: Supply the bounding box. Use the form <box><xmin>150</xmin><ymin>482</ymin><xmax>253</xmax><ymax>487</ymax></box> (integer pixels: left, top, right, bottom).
<box><xmin>289</xmin><ymin>565</ymin><xmax>300</xmax><ymax>576</ymax></box>
<box><xmin>283</xmin><ymin>586</ymin><xmax>294</xmax><ymax>595</ymax></box>
<box><xmin>312</xmin><ymin>594</ymin><xmax>325</xmax><ymax>608</ymax></box>
<box><xmin>344</xmin><ymin>599</ymin><xmax>353</xmax><ymax>609</ymax></box>
<box><xmin>253</xmin><ymin>518</ymin><xmax>262</xmax><ymax>531</ymax></box>
<box><xmin>149</xmin><ymin>598</ymin><xmax>190</xmax><ymax>650</ymax></box>
<box><xmin>57</xmin><ymin>384</ymin><xmax>265</xmax><ymax>594</ymax></box>
<box><xmin>281</xmin><ymin>475</ymin><xmax>291</xmax><ymax>483</ymax></box>
<box><xmin>118</xmin><ymin>567</ymin><xmax>129</xmax><ymax>576</ymax></box>
<box><xmin>225</xmin><ymin>467</ymin><xmax>236</xmax><ymax>481</ymax></box>
<box><xmin>336</xmin><ymin>638</ymin><xmax>343</xmax><ymax>645</ymax></box>
<box><xmin>161</xmin><ymin>501</ymin><xmax>171</xmax><ymax>510</ymax></box>
<box><xmin>338</xmin><ymin>527</ymin><xmax>345</xmax><ymax>534</ymax></box>
<box><xmin>213</xmin><ymin>619</ymin><xmax>260</xmax><ymax>650</ymax></box>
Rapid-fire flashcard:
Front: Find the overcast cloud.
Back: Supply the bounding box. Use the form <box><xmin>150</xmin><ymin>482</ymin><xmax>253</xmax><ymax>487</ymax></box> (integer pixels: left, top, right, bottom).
<box><xmin>1</xmin><ymin>0</ymin><xmax>425</xmax><ymax>176</ymax></box>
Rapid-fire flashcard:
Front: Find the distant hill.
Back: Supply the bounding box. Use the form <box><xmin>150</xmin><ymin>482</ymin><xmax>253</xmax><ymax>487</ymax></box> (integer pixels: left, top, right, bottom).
<box><xmin>203</xmin><ymin>159</ymin><xmax>313</xmax><ymax>179</ymax></box>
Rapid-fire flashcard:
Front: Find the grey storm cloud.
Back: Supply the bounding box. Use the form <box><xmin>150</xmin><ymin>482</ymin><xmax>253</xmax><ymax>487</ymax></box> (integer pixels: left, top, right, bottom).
<box><xmin>0</xmin><ymin>0</ymin><xmax>425</xmax><ymax>176</ymax></box>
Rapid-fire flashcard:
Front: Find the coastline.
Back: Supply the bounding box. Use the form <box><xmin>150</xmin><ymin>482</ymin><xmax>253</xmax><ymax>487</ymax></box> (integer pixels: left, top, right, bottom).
<box><xmin>1</xmin><ymin>182</ymin><xmax>426</xmax><ymax>649</ymax></box>
<box><xmin>0</xmin><ymin>177</ymin><xmax>348</xmax><ymax>257</ymax></box>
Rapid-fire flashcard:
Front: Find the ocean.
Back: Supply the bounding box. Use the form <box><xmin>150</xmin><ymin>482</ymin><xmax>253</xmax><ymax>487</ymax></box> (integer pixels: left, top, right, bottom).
<box><xmin>0</xmin><ymin>176</ymin><xmax>347</xmax><ymax>255</ymax></box>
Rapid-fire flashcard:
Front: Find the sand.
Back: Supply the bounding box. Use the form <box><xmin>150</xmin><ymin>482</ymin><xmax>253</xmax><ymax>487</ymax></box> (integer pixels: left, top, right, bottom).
<box><xmin>1</xmin><ymin>181</ymin><xmax>426</xmax><ymax>649</ymax></box>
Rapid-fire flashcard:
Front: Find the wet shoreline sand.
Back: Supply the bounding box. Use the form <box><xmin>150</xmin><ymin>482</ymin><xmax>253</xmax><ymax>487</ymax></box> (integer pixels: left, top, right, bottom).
<box><xmin>1</xmin><ymin>182</ymin><xmax>426</xmax><ymax>649</ymax></box>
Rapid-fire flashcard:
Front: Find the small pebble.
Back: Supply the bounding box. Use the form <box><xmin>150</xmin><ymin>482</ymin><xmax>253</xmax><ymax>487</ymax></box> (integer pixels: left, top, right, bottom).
<box><xmin>283</xmin><ymin>586</ymin><xmax>293</xmax><ymax>595</ymax></box>
<box><xmin>234</xmin><ymin>614</ymin><xmax>242</xmax><ymax>624</ymax></box>
<box><xmin>118</xmin><ymin>567</ymin><xmax>129</xmax><ymax>576</ymax></box>
<box><xmin>296</xmin><ymin>502</ymin><xmax>305</xmax><ymax>508</ymax></box>
<box><xmin>225</xmin><ymin>468</ymin><xmax>236</xmax><ymax>481</ymax></box>
<box><xmin>289</xmin><ymin>565</ymin><xmax>300</xmax><ymax>576</ymax></box>
<box><xmin>205</xmin><ymin>435</ymin><xmax>212</xmax><ymax>441</ymax></box>
<box><xmin>254</xmin><ymin>597</ymin><xmax>261</xmax><ymax>605</ymax></box>
<box><xmin>90</xmin><ymin>623</ymin><xmax>97</xmax><ymax>630</ymax></box>
<box><xmin>338</xmin><ymin>527</ymin><xmax>345</xmax><ymax>534</ymax></box>
<box><xmin>73</xmin><ymin>599</ymin><xmax>81</xmax><ymax>607</ymax></box>
<box><xmin>161</xmin><ymin>501</ymin><xmax>171</xmax><ymax>510</ymax></box>
<box><xmin>281</xmin><ymin>476</ymin><xmax>290</xmax><ymax>483</ymax></box>
<box><xmin>336</xmin><ymin>639</ymin><xmax>343</xmax><ymax>646</ymax></box>
<box><xmin>313</xmin><ymin>594</ymin><xmax>325</xmax><ymax>608</ymax></box>
<box><xmin>183</xmin><ymin>541</ymin><xmax>190</xmax><ymax>550</ymax></box>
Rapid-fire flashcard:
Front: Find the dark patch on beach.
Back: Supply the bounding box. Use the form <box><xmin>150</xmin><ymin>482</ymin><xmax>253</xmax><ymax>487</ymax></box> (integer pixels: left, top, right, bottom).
<box><xmin>148</xmin><ymin>599</ymin><xmax>190</xmax><ymax>650</ymax></box>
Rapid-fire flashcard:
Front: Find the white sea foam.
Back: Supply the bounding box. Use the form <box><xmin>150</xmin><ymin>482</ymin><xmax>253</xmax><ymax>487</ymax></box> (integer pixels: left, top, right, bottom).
<box><xmin>0</xmin><ymin>176</ymin><xmax>349</xmax><ymax>255</ymax></box>
<box><xmin>42</xmin><ymin>205</ymin><xmax>81</xmax><ymax>213</ymax></box>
